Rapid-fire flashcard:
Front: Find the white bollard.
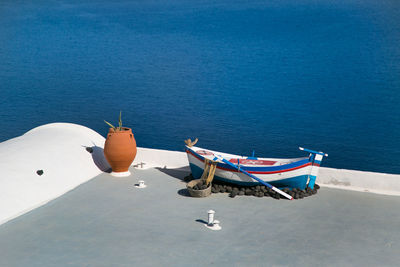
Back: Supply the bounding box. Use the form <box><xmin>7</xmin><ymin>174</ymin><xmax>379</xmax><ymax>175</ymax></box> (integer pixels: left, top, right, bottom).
<box><xmin>207</xmin><ymin>210</ymin><xmax>215</xmax><ymax>226</ymax></box>
<box><xmin>205</xmin><ymin>210</ymin><xmax>221</xmax><ymax>231</ymax></box>
<box><xmin>135</xmin><ymin>180</ymin><xmax>147</xmax><ymax>188</ymax></box>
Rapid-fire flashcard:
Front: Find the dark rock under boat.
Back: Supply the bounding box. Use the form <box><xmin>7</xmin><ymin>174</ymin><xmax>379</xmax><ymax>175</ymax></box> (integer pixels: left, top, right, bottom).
<box><xmin>210</xmin><ymin>179</ymin><xmax>321</xmax><ymax>200</ymax></box>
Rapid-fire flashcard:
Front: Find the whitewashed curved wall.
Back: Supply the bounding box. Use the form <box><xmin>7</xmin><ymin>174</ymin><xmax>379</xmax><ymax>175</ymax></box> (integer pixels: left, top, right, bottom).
<box><xmin>0</xmin><ymin>123</ymin><xmax>109</xmax><ymax>225</ymax></box>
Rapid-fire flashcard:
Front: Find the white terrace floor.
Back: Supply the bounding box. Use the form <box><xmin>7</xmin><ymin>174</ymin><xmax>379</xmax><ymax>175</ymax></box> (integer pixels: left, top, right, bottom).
<box><xmin>0</xmin><ymin>167</ymin><xmax>399</xmax><ymax>267</ymax></box>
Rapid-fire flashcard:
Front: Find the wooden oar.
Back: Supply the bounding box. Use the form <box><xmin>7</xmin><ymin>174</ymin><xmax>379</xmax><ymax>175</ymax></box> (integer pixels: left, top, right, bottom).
<box><xmin>212</xmin><ymin>155</ymin><xmax>293</xmax><ymax>200</ymax></box>
<box><xmin>200</xmin><ymin>159</ymin><xmax>217</xmax><ymax>186</ymax></box>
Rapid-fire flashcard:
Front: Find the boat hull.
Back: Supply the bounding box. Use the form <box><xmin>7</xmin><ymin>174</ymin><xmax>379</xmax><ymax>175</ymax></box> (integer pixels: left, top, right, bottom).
<box><xmin>186</xmin><ymin>147</ymin><xmax>319</xmax><ymax>190</ymax></box>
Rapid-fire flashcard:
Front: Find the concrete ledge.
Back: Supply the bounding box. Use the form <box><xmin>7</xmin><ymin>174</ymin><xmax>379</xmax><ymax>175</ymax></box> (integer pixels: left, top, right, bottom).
<box><xmin>319</xmin><ymin>167</ymin><xmax>400</xmax><ymax>196</ymax></box>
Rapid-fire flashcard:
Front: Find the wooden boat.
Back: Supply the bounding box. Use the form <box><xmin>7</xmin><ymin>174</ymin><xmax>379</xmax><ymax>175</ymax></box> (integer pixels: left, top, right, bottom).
<box><xmin>185</xmin><ymin>145</ymin><xmax>327</xmax><ymax>190</ymax></box>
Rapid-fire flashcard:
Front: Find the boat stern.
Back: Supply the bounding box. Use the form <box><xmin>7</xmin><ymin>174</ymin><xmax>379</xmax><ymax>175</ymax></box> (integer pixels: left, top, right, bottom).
<box><xmin>306</xmin><ymin>151</ymin><xmax>327</xmax><ymax>189</ymax></box>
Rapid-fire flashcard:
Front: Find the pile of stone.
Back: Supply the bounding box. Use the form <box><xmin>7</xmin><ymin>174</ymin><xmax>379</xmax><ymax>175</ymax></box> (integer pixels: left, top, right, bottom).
<box><xmin>183</xmin><ymin>174</ymin><xmax>320</xmax><ymax>199</ymax></box>
<box><xmin>190</xmin><ymin>180</ymin><xmax>210</xmax><ymax>190</ymax></box>
<box><xmin>210</xmin><ymin>181</ymin><xmax>320</xmax><ymax>200</ymax></box>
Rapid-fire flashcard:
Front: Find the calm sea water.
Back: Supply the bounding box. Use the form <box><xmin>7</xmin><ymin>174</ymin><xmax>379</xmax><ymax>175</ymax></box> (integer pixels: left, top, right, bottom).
<box><xmin>0</xmin><ymin>0</ymin><xmax>399</xmax><ymax>173</ymax></box>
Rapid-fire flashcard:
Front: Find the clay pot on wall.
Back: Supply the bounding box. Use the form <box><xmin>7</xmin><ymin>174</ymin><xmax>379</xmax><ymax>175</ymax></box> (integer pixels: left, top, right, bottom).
<box><xmin>104</xmin><ymin>127</ymin><xmax>137</xmax><ymax>176</ymax></box>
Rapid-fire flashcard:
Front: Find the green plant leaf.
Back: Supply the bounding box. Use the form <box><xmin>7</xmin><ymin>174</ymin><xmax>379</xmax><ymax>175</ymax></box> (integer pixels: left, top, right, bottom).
<box><xmin>118</xmin><ymin>111</ymin><xmax>122</xmax><ymax>131</ymax></box>
<box><xmin>104</xmin><ymin>120</ymin><xmax>116</xmax><ymax>130</ymax></box>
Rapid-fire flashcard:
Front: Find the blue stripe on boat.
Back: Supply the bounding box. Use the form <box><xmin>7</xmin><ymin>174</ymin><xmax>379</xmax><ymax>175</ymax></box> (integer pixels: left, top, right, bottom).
<box><xmin>189</xmin><ymin>163</ymin><xmax>309</xmax><ymax>190</ymax></box>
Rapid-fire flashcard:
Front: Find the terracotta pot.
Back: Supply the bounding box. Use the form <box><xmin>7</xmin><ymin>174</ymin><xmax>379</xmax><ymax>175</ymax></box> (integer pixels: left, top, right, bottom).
<box><xmin>104</xmin><ymin>127</ymin><xmax>137</xmax><ymax>174</ymax></box>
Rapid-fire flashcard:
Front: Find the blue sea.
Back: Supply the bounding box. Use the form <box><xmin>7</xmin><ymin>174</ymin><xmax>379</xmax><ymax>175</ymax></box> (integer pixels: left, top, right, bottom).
<box><xmin>0</xmin><ymin>0</ymin><xmax>399</xmax><ymax>174</ymax></box>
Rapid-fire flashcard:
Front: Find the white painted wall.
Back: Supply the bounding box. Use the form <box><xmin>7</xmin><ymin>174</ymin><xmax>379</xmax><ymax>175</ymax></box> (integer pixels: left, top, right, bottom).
<box><xmin>132</xmin><ymin>147</ymin><xmax>188</xmax><ymax>169</ymax></box>
<box><xmin>319</xmin><ymin>167</ymin><xmax>400</xmax><ymax>196</ymax></box>
<box><xmin>0</xmin><ymin>123</ymin><xmax>109</xmax><ymax>225</ymax></box>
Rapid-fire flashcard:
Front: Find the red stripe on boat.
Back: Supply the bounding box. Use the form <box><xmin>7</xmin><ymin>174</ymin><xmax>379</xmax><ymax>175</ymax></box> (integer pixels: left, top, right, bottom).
<box><xmin>216</xmin><ymin>162</ymin><xmax>312</xmax><ymax>174</ymax></box>
<box><xmin>228</xmin><ymin>159</ymin><xmax>276</xmax><ymax>166</ymax></box>
<box><xmin>196</xmin><ymin>150</ymin><xmax>215</xmax><ymax>156</ymax></box>
<box><xmin>194</xmin><ymin>150</ymin><xmax>276</xmax><ymax>166</ymax></box>
<box><xmin>186</xmin><ymin>149</ymin><xmax>311</xmax><ymax>174</ymax></box>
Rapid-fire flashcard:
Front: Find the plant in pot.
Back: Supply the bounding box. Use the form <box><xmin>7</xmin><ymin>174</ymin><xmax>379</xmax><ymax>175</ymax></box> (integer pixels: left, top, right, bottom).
<box><xmin>104</xmin><ymin>111</ymin><xmax>137</xmax><ymax>177</ymax></box>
